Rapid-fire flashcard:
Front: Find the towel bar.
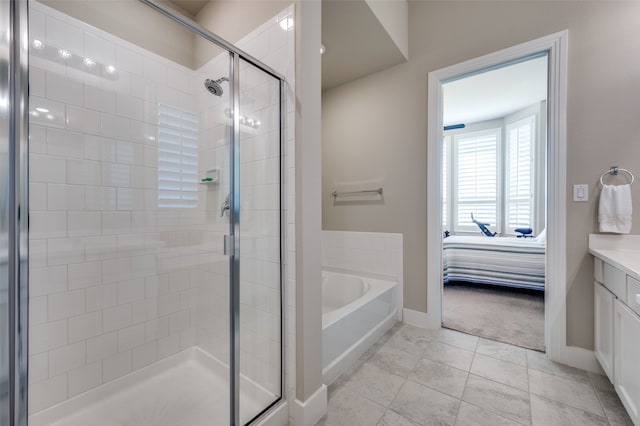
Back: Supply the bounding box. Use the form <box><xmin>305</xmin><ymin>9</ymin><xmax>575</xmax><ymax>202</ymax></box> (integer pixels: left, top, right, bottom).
<box><xmin>332</xmin><ymin>188</ymin><xmax>383</xmax><ymax>198</ymax></box>
<box><xmin>600</xmin><ymin>167</ymin><xmax>634</xmax><ymax>186</ymax></box>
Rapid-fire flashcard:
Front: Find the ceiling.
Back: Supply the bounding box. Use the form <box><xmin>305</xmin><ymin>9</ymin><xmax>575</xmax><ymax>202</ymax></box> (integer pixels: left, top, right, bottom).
<box><xmin>322</xmin><ymin>0</ymin><xmax>407</xmax><ymax>90</ymax></box>
<box><xmin>166</xmin><ymin>0</ymin><xmax>209</xmax><ymax>17</ymax></box>
<box><xmin>443</xmin><ymin>56</ymin><xmax>548</xmax><ymax>126</ymax></box>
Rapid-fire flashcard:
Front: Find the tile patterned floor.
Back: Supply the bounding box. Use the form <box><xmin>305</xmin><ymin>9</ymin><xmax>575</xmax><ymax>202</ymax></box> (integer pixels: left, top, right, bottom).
<box><xmin>317</xmin><ymin>324</ymin><xmax>633</xmax><ymax>426</ymax></box>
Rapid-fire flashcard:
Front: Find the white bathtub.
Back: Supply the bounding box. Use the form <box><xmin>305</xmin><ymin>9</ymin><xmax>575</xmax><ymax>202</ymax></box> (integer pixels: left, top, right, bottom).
<box><xmin>322</xmin><ymin>271</ymin><xmax>398</xmax><ymax>384</ymax></box>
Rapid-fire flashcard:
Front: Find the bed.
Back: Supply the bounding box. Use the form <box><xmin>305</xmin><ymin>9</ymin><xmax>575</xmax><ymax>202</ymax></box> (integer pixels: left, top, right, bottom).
<box><xmin>442</xmin><ymin>231</ymin><xmax>546</xmax><ymax>290</ymax></box>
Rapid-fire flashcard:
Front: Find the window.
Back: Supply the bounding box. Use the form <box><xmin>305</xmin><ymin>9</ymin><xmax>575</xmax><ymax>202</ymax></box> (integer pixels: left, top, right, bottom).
<box><xmin>157</xmin><ymin>104</ymin><xmax>198</xmax><ymax>208</ymax></box>
<box><xmin>442</xmin><ymin>113</ymin><xmax>539</xmax><ymax>236</ymax></box>
<box><xmin>453</xmin><ymin>129</ymin><xmax>500</xmax><ymax>233</ymax></box>
<box><xmin>506</xmin><ymin>116</ymin><xmax>535</xmax><ymax>233</ymax></box>
<box><xmin>442</xmin><ymin>135</ymin><xmax>450</xmax><ymax>229</ymax></box>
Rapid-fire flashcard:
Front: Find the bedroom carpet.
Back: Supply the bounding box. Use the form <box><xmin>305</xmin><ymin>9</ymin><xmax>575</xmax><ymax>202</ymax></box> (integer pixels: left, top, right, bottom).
<box><xmin>442</xmin><ymin>282</ymin><xmax>545</xmax><ymax>351</ymax></box>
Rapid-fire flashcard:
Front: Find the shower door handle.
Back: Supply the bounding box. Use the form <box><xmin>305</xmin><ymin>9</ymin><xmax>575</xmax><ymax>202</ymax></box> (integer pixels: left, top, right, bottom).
<box><xmin>221</xmin><ymin>193</ymin><xmax>230</xmax><ymax>217</ymax></box>
<box><xmin>224</xmin><ymin>234</ymin><xmax>235</xmax><ymax>256</ymax></box>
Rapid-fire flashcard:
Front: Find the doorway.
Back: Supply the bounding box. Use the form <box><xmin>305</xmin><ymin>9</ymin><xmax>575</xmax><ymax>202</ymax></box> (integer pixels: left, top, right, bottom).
<box><xmin>426</xmin><ymin>32</ymin><xmax>569</xmax><ymax>361</ymax></box>
<box><xmin>440</xmin><ymin>55</ymin><xmax>548</xmax><ymax>350</ymax></box>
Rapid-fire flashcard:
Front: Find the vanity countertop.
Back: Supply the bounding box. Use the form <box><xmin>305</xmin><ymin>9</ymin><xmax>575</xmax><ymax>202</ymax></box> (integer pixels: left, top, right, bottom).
<box><xmin>589</xmin><ymin>234</ymin><xmax>640</xmax><ymax>281</ymax></box>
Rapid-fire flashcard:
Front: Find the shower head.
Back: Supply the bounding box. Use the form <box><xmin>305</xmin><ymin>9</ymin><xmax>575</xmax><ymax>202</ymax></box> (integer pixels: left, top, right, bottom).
<box><xmin>204</xmin><ymin>77</ymin><xmax>229</xmax><ymax>97</ymax></box>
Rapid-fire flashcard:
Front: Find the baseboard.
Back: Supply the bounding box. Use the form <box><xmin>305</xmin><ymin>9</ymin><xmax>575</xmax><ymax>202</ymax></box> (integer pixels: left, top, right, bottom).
<box><xmin>291</xmin><ymin>384</ymin><xmax>327</xmax><ymax>426</ymax></box>
<box><xmin>403</xmin><ymin>308</ymin><xmax>440</xmax><ymax>330</ymax></box>
<box><xmin>555</xmin><ymin>346</ymin><xmax>603</xmax><ymax>374</ymax></box>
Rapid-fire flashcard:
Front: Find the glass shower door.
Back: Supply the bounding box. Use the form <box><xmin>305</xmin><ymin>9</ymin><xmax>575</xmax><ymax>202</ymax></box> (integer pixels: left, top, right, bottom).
<box><xmin>26</xmin><ymin>2</ymin><xmax>236</xmax><ymax>423</ymax></box>
<box><xmin>237</xmin><ymin>58</ymin><xmax>282</xmax><ymax>424</ymax></box>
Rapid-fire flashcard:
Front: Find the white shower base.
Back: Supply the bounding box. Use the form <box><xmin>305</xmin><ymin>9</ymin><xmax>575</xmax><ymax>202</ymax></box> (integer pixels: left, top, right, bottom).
<box><xmin>29</xmin><ymin>348</ymin><xmax>276</xmax><ymax>426</ymax></box>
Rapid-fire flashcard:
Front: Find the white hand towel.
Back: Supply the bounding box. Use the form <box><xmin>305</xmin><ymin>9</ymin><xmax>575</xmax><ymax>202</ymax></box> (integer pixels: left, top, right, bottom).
<box><xmin>599</xmin><ymin>184</ymin><xmax>633</xmax><ymax>233</ymax></box>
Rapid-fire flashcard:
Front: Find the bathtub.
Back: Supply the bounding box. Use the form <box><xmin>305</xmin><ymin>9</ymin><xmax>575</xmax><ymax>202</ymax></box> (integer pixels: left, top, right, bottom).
<box><xmin>322</xmin><ymin>270</ymin><xmax>398</xmax><ymax>384</ymax></box>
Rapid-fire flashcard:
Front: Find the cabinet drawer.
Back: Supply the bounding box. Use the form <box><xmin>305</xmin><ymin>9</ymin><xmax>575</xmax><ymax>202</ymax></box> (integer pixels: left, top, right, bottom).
<box><xmin>604</xmin><ymin>263</ymin><xmax>627</xmax><ymax>300</ymax></box>
<box><xmin>594</xmin><ymin>257</ymin><xmax>604</xmax><ymax>283</ymax></box>
<box><xmin>627</xmin><ymin>276</ymin><xmax>640</xmax><ymax>316</ymax></box>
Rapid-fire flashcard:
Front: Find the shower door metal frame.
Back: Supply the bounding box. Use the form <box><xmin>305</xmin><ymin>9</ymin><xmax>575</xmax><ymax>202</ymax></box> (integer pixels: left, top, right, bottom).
<box><xmin>138</xmin><ymin>2</ymin><xmax>286</xmax><ymax>426</ymax></box>
<box><xmin>4</xmin><ymin>0</ymin><xmax>30</xmax><ymax>425</ymax></box>
<box><xmin>229</xmin><ymin>52</ymin><xmax>241</xmax><ymax>425</ymax></box>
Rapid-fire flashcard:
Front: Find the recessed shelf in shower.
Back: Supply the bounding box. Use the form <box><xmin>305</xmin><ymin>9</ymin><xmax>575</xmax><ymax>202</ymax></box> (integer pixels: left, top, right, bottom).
<box><xmin>199</xmin><ymin>168</ymin><xmax>220</xmax><ymax>185</ymax></box>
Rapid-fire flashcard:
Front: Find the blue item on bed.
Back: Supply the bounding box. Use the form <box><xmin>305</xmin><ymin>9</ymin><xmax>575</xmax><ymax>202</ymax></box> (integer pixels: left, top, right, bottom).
<box><xmin>515</xmin><ymin>227</ymin><xmax>533</xmax><ymax>238</ymax></box>
<box><xmin>470</xmin><ymin>213</ymin><xmax>496</xmax><ymax>237</ymax></box>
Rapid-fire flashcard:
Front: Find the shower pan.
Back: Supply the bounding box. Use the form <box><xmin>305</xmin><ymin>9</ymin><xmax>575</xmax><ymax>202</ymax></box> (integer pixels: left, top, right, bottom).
<box><xmin>1</xmin><ymin>0</ymin><xmax>286</xmax><ymax>424</ymax></box>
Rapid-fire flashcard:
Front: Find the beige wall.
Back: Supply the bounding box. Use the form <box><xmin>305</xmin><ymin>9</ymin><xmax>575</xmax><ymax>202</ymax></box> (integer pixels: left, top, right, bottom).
<box><xmin>196</xmin><ymin>0</ymin><xmax>291</xmax><ymax>44</ymax></box>
<box><xmin>322</xmin><ymin>1</ymin><xmax>640</xmax><ymax>349</ymax></box>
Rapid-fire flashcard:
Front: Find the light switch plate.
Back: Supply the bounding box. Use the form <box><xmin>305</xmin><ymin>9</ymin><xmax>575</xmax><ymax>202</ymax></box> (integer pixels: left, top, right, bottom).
<box><xmin>573</xmin><ymin>184</ymin><xmax>589</xmax><ymax>202</ymax></box>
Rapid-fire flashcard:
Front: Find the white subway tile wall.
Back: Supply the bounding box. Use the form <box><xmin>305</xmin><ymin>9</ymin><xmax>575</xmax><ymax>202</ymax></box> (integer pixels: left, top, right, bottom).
<box><xmin>28</xmin><ymin>1</ymin><xmax>295</xmax><ymax>415</ymax></box>
<box><xmin>321</xmin><ymin>231</ymin><xmax>404</xmax><ymax>348</ymax></box>
<box><xmin>322</xmin><ymin>230</ymin><xmax>404</xmax><ymax>284</ymax></box>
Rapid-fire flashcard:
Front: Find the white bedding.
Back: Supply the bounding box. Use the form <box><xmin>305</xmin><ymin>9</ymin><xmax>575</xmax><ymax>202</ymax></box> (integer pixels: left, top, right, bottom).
<box><xmin>443</xmin><ymin>235</ymin><xmax>546</xmax><ymax>290</ymax></box>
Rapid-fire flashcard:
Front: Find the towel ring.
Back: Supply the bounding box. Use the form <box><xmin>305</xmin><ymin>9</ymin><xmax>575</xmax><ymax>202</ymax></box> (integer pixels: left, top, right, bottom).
<box><xmin>600</xmin><ymin>167</ymin><xmax>635</xmax><ymax>186</ymax></box>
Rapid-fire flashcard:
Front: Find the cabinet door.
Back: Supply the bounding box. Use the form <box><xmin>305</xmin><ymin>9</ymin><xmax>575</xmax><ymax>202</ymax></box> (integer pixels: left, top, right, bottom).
<box><xmin>595</xmin><ymin>282</ymin><xmax>615</xmax><ymax>382</ymax></box>
<box><xmin>604</xmin><ymin>263</ymin><xmax>627</xmax><ymax>300</ymax></box>
<box><xmin>614</xmin><ymin>299</ymin><xmax>640</xmax><ymax>424</ymax></box>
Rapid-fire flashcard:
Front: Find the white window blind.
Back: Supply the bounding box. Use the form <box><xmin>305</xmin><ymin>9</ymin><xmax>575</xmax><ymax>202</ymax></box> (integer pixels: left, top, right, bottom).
<box><xmin>442</xmin><ymin>135</ymin><xmax>450</xmax><ymax>229</ymax></box>
<box><xmin>506</xmin><ymin>116</ymin><xmax>535</xmax><ymax>232</ymax></box>
<box><xmin>157</xmin><ymin>104</ymin><xmax>199</xmax><ymax>208</ymax></box>
<box><xmin>453</xmin><ymin>129</ymin><xmax>500</xmax><ymax>232</ymax></box>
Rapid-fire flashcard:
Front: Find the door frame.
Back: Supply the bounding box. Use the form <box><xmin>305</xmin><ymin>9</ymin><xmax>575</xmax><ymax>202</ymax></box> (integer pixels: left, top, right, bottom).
<box><xmin>426</xmin><ymin>31</ymin><xmax>596</xmax><ymax>370</ymax></box>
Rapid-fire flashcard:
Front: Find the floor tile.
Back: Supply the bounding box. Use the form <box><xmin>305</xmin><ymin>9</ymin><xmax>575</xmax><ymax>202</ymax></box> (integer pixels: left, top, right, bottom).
<box><xmin>369</xmin><ymin>342</ymin><xmax>422</xmax><ymax>378</ymax></box>
<box><xmin>455</xmin><ymin>402</ymin><xmax>523</xmax><ymax>426</ymax></box>
<box><xmin>462</xmin><ymin>374</ymin><xmax>531</xmax><ymax>424</ymax></box>
<box><xmin>436</xmin><ymin>328</ymin><xmax>479</xmax><ymax>351</ymax></box>
<box><xmin>390</xmin><ymin>380</ymin><xmax>460</xmax><ymax>426</ymax></box>
<box><xmin>422</xmin><ymin>341</ymin><xmax>474</xmax><ymax>371</ymax></box>
<box><xmin>588</xmin><ymin>371</ymin><xmax>615</xmax><ymax>394</ymax></box>
<box><xmin>384</xmin><ymin>324</ymin><xmax>435</xmax><ymax>356</ymax></box>
<box><xmin>318</xmin><ymin>386</ymin><xmax>386</xmax><ymax>426</ymax></box>
<box><xmin>344</xmin><ymin>362</ymin><xmax>405</xmax><ymax>407</ymax></box>
<box><xmin>596</xmin><ymin>389</ymin><xmax>634</xmax><ymax>426</ymax></box>
<box><xmin>528</xmin><ymin>368</ymin><xmax>603</xmax><ymax>417</ymax></box>
<box><xmin>526</xmin><ymin>349</ymin><xmax>588</xmax><ymax>381</ymax></box>
<box><xmin>322</xmin><ymin>324</ymin><xmax>633</xmax><ymax>426</ymax></box>
<box><xmin>530</xmin><ymin>394</ymin><xmax>609</xmax><ymax>426</ymax></box>
<box><xmin>470</xmin><ymin>353</ymin><xmax>528</xmax><ymax>391</ymax></box>
<box><xmin>377</xmin><ymin>410</ymin><xmax>421</xmax><ymax>426</ymax></box>
<box><xmin>408</xmin><ymin>357</ymin><xmax>468</xmax><ymax>399</ymax></box>
<box><xmin>476</xmin><ymin>338</ymin><xmax>527</xmax><ymax>366</ymax></box>
<box><xmin>329</xmin><ymin>356</ymin><xmax>369</xmax><ymax>392</ymax></box>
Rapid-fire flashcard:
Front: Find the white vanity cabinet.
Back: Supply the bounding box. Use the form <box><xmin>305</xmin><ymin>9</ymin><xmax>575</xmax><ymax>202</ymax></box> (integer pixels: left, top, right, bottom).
<box><xmin>592</xmin><ymin>254</ymin><xmax>640</xmax><ymax>425</ymax></box>
<box><xmin>614</xmin><ymin>299</ymin><xmax>640</xmax><ymax>424</ymax></box>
